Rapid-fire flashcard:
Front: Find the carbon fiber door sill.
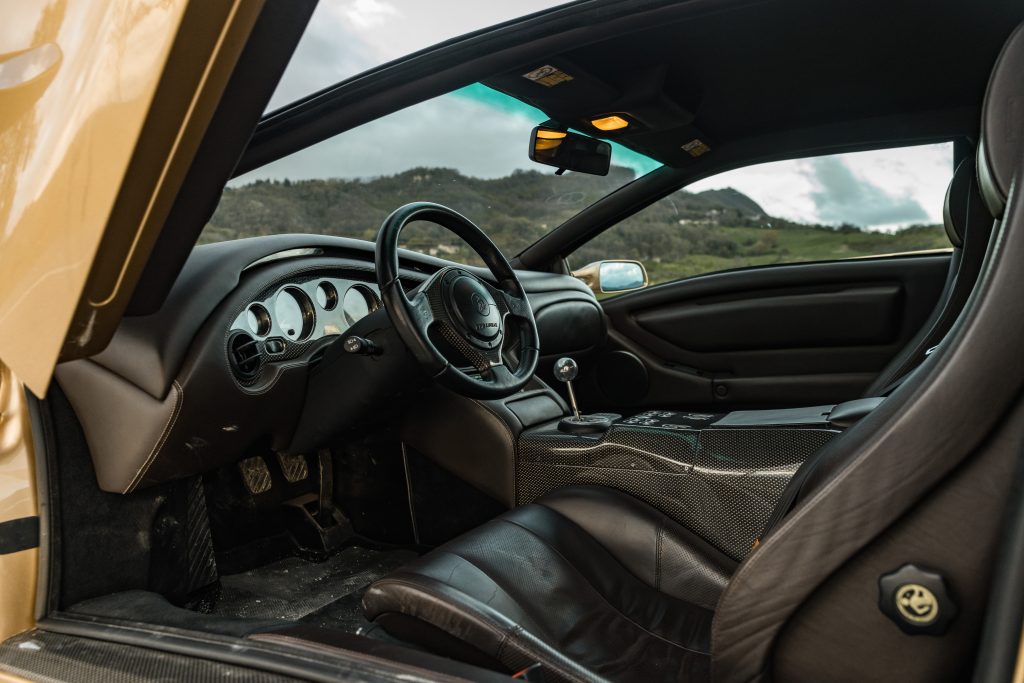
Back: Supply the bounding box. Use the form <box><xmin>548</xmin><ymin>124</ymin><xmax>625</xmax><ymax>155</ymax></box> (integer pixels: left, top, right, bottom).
<box><xmin>9</xmin><ymin>615</ymin><xmax>481</xmax><ymax>683</ymax></box>
<box><xmin>0</xmin><ymin>629</ymin><xmax>300</xmax><ymax>682</ymax></box>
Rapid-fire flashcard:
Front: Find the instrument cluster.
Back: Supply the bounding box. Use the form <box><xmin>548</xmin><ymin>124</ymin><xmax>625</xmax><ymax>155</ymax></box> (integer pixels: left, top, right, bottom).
<box><xmin>229</xmin><ymin>276</ymin><xmax>381</xmax><ymax>369</ymax></box>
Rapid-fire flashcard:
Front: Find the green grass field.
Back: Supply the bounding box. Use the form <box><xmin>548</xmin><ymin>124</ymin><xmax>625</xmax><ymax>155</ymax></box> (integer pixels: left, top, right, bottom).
<box><xmin>635</xmin><ymin>224</ymin><xmax>950</xmax><ymax>285</ymax></box>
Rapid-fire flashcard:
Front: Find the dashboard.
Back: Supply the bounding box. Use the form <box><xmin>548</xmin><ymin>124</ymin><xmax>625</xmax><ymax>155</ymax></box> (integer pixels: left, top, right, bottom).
<box><xmin>53</xmin><ymin>234</ymin><xmax>606</xmax><ymax>495</ymax></box>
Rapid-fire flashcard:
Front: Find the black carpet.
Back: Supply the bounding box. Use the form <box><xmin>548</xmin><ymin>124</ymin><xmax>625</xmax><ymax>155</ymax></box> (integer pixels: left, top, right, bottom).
<box><xmin>210</xmin><ymin>546</ymin><xmax>416</xmax><ymax>633</ymax></box>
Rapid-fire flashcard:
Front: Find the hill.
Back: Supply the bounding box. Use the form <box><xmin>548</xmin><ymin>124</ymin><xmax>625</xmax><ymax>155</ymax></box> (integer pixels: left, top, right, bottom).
<box><xmin>204</xmin><ymin>166</ymin><xmax>950</xmax><ymax>285</ymax></box>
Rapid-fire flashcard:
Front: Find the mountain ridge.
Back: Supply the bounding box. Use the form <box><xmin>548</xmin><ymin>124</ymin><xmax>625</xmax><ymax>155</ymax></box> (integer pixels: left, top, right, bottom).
<box><xmin>204</xmin><ymin>166</ymin><xmax>949</xmax><ymax>284</ymax></box>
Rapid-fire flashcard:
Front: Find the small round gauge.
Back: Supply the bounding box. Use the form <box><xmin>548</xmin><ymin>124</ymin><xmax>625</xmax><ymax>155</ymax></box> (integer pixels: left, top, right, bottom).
<box><xmin>274</xmin><ymin>287</ymin><xmax>315</xmax><ymax>341</ymax></box>
<box><xmin>245</xmin><ymin>304</ymin><xmax>272</xmax><ymax>336</ymax></box>
<box><xmin>315</xmin><ymin>281</ymin><xmax>339</xmax><ymax>310</ymax></box>
<box><xmin>342</xmin><ymin>285</ymin><xmax>380</xmax><ymax>326</ymax></box>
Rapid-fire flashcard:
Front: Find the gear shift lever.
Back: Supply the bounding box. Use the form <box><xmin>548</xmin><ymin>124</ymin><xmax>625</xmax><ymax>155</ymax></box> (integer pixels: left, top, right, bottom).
<box><xmin>553</xmin><ymin>357</ymin><xmax>612</xmax><ymax>434</ymax></box>
<box><xmin>554</xmin><ymin>357</ymin><xmax>582</xmax><ymax>420</ymax></box>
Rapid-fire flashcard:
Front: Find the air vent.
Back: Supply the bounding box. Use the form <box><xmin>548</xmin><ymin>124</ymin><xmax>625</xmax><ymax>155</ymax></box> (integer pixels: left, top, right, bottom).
<box><xmin>228</xmin><ymin>332</ymin><xmax>261</xmax><ymax>382</ymax></box>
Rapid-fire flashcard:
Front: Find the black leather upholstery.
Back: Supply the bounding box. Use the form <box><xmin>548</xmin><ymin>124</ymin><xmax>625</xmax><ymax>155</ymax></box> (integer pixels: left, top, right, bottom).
<box><xmin>978</xmin><ymin>22</ymin><xmax>1024</xmax><ymax>217</ymax></box>
<box><xmin>363</xmin><ymin>485</ymin><xmax>735</xmax><ymax>683</ymax></box>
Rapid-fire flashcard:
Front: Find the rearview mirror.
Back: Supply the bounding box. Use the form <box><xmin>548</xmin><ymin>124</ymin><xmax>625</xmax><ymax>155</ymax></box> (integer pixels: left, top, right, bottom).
<box><xmin>529</xmin><ymin>126</ymin><xmax>611</xmax><ymax>176</ymax></box>
<box><xmin>572</xmin><ymin>260</ymin><xmax>649</xmax><ymax>295</ymax></box>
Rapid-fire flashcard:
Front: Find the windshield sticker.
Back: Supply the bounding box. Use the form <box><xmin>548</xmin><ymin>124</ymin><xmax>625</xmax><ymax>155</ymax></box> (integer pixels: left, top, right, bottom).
<box><xmin>681</xmin><ymin>139</ymin><xmax>711</xmax><ymax>157</ymax></box>
<box><xmin>522</xmin><ymin>65</ymin><xmax>574</xmax><ymax>87</ymax></box>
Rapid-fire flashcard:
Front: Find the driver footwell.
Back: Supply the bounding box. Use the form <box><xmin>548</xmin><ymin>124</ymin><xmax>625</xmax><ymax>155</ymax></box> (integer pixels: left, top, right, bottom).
<box><xmin>66</xmin><ymin>545</ymin><xmax>417</xmax><ymax>639</ymax></box>
<box><xmin>209</xmin><ymin>545</ymin><xmax>416</xmax><ymax>632</ymax></box>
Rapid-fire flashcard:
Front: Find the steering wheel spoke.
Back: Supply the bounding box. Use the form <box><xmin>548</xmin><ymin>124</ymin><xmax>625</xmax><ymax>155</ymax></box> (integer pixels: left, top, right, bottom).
<box><xmin>406</xmin><ymin>290</ymin><xmax>437</xmax><ymax>336</ymax></box>
<box><xmin>483</xmin><ymin>281</ymin><xmax>529</xmax><ymax>321</ymax></box>
<box><xmin>485</xmin><ymin>361</ymin><xmax>517</xmax><ymax>390</ymax></box>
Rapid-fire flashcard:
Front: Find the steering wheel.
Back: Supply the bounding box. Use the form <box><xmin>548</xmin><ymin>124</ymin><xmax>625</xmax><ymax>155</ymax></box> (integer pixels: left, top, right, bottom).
<box><xmin>375</xmin><ymin>202</ymin><xmax>540</xmax><ymax>399</ymax></box>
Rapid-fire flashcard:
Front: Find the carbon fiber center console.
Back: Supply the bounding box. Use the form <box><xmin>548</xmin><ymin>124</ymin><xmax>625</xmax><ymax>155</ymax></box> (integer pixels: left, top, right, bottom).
<box><xmin>517</xmin><ymin>407</ymin><xmax>846</xmax><ymax>560</ymax></box>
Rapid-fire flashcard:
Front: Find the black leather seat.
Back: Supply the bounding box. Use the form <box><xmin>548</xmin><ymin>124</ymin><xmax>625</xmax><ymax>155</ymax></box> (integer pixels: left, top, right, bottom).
<box><xmin>364</xmin><ymin>24</ymin><xmax>1024</xmax><ymax>683</ymax></box>
<box><xmin>364</xmin><ymin>486</ymin><xmax>733</xmax><ymax>682</ymax></box>
<box><xmin>862</xmin><ymin>154</ymin><xmax>994</xmax><ymax>396</ymax></box>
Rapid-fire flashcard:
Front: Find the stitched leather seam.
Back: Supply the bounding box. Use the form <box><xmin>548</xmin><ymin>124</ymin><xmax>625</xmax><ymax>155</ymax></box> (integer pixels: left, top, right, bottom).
<box><xmin>124</xmin><ymin>380</ymin><xmax>184</xmax><ymax>493</ymax></box>
<box><xmin>501</xmin><ymin>517</ymin><xmax>711</xmax><ymax>656</ymax></box>
<box><xmin>427</xmin><ymin>550</ymin><xmax>547</xmax><ymax>636</ymax></box>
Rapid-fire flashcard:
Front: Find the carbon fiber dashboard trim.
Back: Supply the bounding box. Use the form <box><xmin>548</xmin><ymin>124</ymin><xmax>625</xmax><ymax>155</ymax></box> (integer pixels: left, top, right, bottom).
<box><xmin>517</xmin><ymin>413</ymin><xmax>838</xmax><ymax>560</ymax></box>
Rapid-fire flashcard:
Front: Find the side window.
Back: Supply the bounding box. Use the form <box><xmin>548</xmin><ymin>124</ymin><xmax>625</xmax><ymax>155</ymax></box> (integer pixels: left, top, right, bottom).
<box><xmin>569</xmin><ymin>143</ymin><xmax>954</xmax><ymax>291</ymax></box>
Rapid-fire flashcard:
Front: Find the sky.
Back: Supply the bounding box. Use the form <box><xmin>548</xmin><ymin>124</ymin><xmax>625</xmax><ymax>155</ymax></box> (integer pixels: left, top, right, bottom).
<box><xmin>238</xmin><ymin>0</ymin><xmax>955</xmax><ymax>232</ymax></box>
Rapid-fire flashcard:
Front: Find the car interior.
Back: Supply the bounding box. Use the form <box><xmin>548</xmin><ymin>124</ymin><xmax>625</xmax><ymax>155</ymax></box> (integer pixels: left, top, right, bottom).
<box><xmin>9</xmin><ymin>0</ymin><xmax>1024</xmax><ymax>682</ymax></box>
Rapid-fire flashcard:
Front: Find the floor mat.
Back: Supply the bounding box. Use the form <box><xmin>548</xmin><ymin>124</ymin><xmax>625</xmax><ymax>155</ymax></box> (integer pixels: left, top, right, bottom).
<box><xmin>209</xmin><ymin>546</ymin><xmax>416</xmax><ymax>633</ymax></box>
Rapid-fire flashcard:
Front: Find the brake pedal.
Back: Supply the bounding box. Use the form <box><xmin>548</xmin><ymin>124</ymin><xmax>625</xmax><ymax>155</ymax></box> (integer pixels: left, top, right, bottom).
<box><xmin>238</xmin><ymin>456</ymin><xmax>272</xmax><ymax>495</ymax></box>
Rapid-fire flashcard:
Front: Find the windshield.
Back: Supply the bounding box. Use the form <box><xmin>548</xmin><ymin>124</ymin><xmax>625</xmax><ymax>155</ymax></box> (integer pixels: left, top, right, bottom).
<box><xmin>202</xmin><ymin>85</ymin><xmax>661</xmax><ymax>260</ymax></box>
<box><xmin>267</xmin><ymin>0</ymin><xmax>578</xmax><ymax>112</ymax></box>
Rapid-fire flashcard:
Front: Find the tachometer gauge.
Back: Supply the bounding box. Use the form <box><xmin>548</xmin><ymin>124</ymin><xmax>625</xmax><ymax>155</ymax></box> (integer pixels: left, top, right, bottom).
<box><xmin>342</xmin><ymin>285</ymin><xmax>380</xmax><ymax>326</ymax></box>
<box><xmin>274</xmin><ymin>287</ymin><xmax>315</xmax><ymax>341</ymax></box>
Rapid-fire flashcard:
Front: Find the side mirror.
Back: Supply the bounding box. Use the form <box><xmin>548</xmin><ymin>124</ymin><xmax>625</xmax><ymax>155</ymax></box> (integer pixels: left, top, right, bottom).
<box><xmin>529</xmin><ymin>126</ymin><xmax>611</xmax><ymax>176</ymax></box>
<box><xmin>572</xmin><ymin>260</ymin><xmax>649</xmax><ymax>295</ymax></box>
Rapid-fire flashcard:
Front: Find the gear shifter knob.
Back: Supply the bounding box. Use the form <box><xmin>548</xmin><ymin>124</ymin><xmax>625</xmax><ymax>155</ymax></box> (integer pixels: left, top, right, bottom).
<box><xmin>554</xmin><ymin>357</ymin><xmax>579</xmax><ymax>383</ymax></box>
<box><xmin>552</xmin><ymin>357</ymin><xmax>612</xmax><ymax>435</ymax></box>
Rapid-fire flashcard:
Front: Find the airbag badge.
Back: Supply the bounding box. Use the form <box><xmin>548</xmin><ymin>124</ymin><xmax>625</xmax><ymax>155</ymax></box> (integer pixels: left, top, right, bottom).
<box><xmin>444</xmin><ymin>272</ymin><xmax>502</xmax><ymax>346</ymax></box>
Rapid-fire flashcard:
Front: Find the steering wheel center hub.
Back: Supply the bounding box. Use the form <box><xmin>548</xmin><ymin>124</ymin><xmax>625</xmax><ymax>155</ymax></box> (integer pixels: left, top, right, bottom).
<box><xmin>447</xmin><ymin>274</ymin><xmax>502</xmax><ymax>343</ymax></box>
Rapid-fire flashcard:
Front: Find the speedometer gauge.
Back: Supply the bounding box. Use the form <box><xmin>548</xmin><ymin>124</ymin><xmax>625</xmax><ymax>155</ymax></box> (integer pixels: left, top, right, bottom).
<box><xmin>274</xmin><ymin>288</ymin><xmax>315</xmax><ymax>341</ymax></box>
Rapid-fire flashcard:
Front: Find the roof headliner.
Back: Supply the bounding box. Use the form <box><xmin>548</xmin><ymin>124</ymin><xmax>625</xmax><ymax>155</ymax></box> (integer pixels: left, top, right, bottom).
<box><xmin>484</xmin><ymin>0</ymin><xmax>1024</xmax><ymax>168</ymax></box>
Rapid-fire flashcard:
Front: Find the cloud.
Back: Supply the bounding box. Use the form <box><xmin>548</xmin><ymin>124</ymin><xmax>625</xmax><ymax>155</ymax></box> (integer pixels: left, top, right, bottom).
<box><xmin>265</xmin><ymin>7</ymin><xmax>379</xmax><ymax>110</ymax></box>
<box><xmin>343</xmin><ymin>0</ymin><xmax>400</xmax><ymax>29</ymax></box>
<box><xmin>265</xmin><ymin>0</ymin><xmax>574</xmax><ymax>110</ymax></box>
<box><xmin>802</xmin><ymin>156</ymin><xmax>929</xmax><ymax>227</ymax></box>
<box><xmin>688</xmin><ymin>144</ymin><xmax>952</xmax><ymax>231</ymax></box>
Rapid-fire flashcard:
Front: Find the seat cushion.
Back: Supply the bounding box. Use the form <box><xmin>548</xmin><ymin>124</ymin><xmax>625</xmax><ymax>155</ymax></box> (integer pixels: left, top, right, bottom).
<box><xmin>363</xmin><ymin>485</ymin><xmax>737</xmax><ymax>683</ymax></box>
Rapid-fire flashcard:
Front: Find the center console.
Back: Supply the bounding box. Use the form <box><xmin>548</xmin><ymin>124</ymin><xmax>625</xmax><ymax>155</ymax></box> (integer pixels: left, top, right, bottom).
<box><xmin>517</xmin><ymin>404</ymin><xmax>879</xmax><ymax>561</ymax></box>
<box><xmin>400</xmin><ymin>358</ymin><xmax>883</xmax><ymax>561</ymax></box>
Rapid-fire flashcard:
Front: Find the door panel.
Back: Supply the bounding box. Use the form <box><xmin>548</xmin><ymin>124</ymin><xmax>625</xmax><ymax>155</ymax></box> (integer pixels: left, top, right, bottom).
<box><xmin>593</xmin><ymin>254</ymin><xmax>950</xmax><ymax>410</ymax></box>
<box><xmin>636</xmin><ymin>284</ymin><xmax>903</xmax><ymax>352</ymax></box>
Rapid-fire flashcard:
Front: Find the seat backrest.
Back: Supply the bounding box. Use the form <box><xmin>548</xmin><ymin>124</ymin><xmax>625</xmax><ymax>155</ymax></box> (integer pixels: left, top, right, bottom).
<box><xmin>862</xmin><ymin>155</ymin><xmax>995</xmax><ymax>397</ymax></box>
<box><xmin>712</xmin><ymin>22</ymin><xmax>1024</xmax><ymax>683</ymax></box>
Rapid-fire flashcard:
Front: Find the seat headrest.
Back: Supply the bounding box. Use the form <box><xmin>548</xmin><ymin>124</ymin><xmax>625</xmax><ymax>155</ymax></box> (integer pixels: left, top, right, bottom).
<box><xmin>943</xmin><ymin>156</ymin><xmax>992</xmax><ymax>248</ymax></box>
<box><xmin>977</xmin><ymin>22</ymin><xmax>1024</xmax><ymax>218</ymax></box>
